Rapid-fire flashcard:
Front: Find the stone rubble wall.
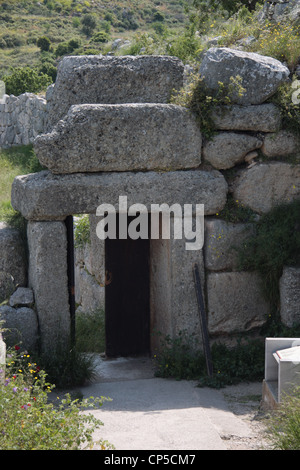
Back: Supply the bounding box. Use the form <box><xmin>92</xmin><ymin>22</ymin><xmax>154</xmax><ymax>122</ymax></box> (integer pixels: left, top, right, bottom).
<box><xmin>0</xmin><ymin>93</ymin><xmax>46</xmax><ymax>148</ymax></box>
<box><xmin>1</xmin><ymin>50</ymin><xmax>300</xmax><ymax>351</ymax></box>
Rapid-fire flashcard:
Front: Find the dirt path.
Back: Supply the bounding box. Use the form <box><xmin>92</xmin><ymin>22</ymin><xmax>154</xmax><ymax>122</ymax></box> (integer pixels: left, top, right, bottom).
<box><xmin>220</xmin><ymin>381</ymin><xmax>272</xmax><ymax>450</ymax></box>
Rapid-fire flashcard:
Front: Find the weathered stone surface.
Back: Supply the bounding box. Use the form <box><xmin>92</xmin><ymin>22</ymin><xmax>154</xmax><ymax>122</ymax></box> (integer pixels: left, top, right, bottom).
<box><xmin>9</xmin><ymin>287</ymin><xmax>34</xmax><ymax>308</ymax></box>
<box><xmin>11</xmin><ymin>169</ymin><xmax>228</xmax><ymax>221</ymax></box>
<box><xmin>0</xmin><ymin>305</ymin><xmax>38</xmax><ymax>350</ymax></box>
<box><xmin>232</xmin><ymin>162</ymin><xmax>300</xmax><ymax>213</ymax></box>
<box><xmin>27</xmin><ymin>221</ymin><xmax>70</xmax><ymax>352</ymax></box>
<box><xmin>0</xmin><ymin>332</ymin><xmax>5</xmax><ymax>383</ymax></box>
<box><xmin>0</xmin><ymin>222</ymin><xmax>27</xmax><ymax>287</ymax></box>
<box><xmin>259</xmin><ymin>0</ymin><xmax>300</xmax><ymax>23</ymax></box>
<box><xmin>207</xmin><ymin>272</ymin><xmax>269</xmax><ymax>335</ymax></box>
<box><xmin>0</xmin><ymin>271</ymin><xmax>15</xmax><ymax>303</ymax></box>
<box><xmin>203</xmin><ymin>132</ymin><xmax>262</xmax><ymax>170</ymax></box>
<box><xmin>199</xmin><ymin>47</ymin><xmax>290</xmax><ymax>105</ymax></box>
<box><xmin>0</xmin><ymin>93</ymin><xmax>46</xmax><ymax>148</ymax></box>
<box><xmin>204</xmin><ymin>218</ymin><xmax>255</xmax><ymax>271</ymax></box>
<box><xmin>211</xmin><ymin>103</ymin><xmax>281</xmax><ymax>132</ymax></box>
<box><xmin>150</xmin><ymin>237</ymin><xmax>205</xmax><ymax>351</ymax></box>
<box><xmin>280</xmin><ymin>266</ymin><xmax>300</xmax><ymax>328</ymax></box>
<box><xmin>262</xmin><ymin>130</ymin><xmax>300</xmax><ymax>157</ymax></box>
<box><xmin>35</xmin><ymin>104</ymin><xmax>202</xmax><ymax>173</ymax></box>
<box><xmin>46</xmin><ymin>55</ymin><xmax>185</xmax><ymax>129</ymax></box>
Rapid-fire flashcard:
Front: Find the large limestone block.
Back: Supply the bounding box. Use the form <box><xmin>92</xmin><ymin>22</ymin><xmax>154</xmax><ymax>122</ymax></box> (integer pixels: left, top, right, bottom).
<box><xmin>0</xmin><ymin>305</ymin><xmax>38</xmax><ymax>351</ymax></box>
<box><xmin>207</xmin><ymin>272</ymin><xmax>269</xmax><ymax>335</ymax></box>
<box><xmin>11</xmin><ymin>169</ymin><xmax>228</xmax><ymax>221</ymax></box>
<box><xmin>280</xmin><ymin>267</ymin><xmax>300</xmax><ymax>328</ymax></box>
<box><xmin>34</xmin><ymin>104</ymin><xmax>202</xmax><ymax>173</ymax></box>
<box><xmin>203</xmin><ymin>132</ymin><xmax>262</xmax><ymax>170</ymax></box>
<box><xmin>27</xmin><ymin>221</ymin><xmax>70</xmax><ymax>352</ymax></box>
<box><xmin>204</xmin><ymin>218</ymin><xmax>255</xmax><ymax>271</ymax></box>
<box><xmin>232</xmin><ymin>162</ymin><xmax>300</xmax><ymax>213</ymax></box>
<box><xmin>199</xmin><ymin>48</ymin><xmax>290</xmax><ymax>105</ymax></box>
<box><xmin>0</xmin><ymin>222</ymin><xmax>27</xmax><ymax>287</ymax></box>
<box><xmin>211</xmin><ymin>103</ymin><xmax>281</xmax><ymax>132</ymax></box>
<box><xmin>262</xmin><ymin>130</ymin><xmax>300</xmax><ymax>157</ymax></box>
<box><xmin>46</xmin><ymin>55</ymin><xmax>184</xmax><ymax>129</ymax></box>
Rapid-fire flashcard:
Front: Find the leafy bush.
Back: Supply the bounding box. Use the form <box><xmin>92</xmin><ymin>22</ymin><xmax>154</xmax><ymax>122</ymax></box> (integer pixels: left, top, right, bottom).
<box><xmin>55</xmin><ymin>38</ymin><xmax>81</xmax><ymax>57</ymax></box>
<box><xmin>37</xmin><ymin>35</ymin><xmax>51</xmax><ymax>52</ymax></box>
<box><xmin>153</xmin><ymin>330</ymin><xmax>265</xmax><ymax>388</ymax></box>
<box><xmin>2</xmin><ymin>67</ymin><xmax>52</xmax><ymax>96</ymax></box>
<box><xmin>81</xmin><ymin>13</ymin><xmax>97</xmax><ymax>36</ymax></box>
<box><xmin>238</xmin><ymin>200</ymin><xmax>300</xmax><ymax>315</ymax></box>
<box><xmin>91</xmin><ymin>31</ymin><xmax>110</xmax><ymax>43</ymax></box>
<box><xmin>76</xmin><ymin>309</ymin><xmax>106</xmax><ymax>353</ymax></box>
<box><xmin>0</xmin><ymin>347</ymin><xmax>112</xmax><ymax>450</ymax></box>
<box><xmin>252</xmin><ymin>22</ymin><xmax>300</xmax><ymax>72</ymax></box>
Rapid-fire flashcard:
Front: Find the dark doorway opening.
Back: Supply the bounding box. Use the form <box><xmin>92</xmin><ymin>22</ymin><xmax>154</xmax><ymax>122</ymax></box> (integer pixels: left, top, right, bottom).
<box><xmin>105</xmin><ymin>215</ymin><xmax>150</xmax><ymax>357</ymax></box>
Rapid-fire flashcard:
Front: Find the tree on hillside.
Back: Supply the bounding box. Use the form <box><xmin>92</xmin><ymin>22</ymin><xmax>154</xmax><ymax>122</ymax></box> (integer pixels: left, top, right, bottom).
<box><xmin>81</xmin><ymin>13</ymin><xmax>98</xmax><ymax>36</ymax></box>
<box><xmin>193</xmin><ymin>0</ymin><xmax>263</xmax><ymax>15</ymax></box>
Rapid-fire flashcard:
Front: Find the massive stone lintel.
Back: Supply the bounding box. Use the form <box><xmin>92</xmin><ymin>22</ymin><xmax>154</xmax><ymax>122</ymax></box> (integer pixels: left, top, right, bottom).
<box><xmin>34</xmin><ymin>104</ymin><xmax>202</xmax><ymax>173</ymax></box>
<box><xmin>46</xmin><ymin>55</ymin><xmax>185</xmax><ymax>130</ymax></box>
<box><xmin>11</xmin><ymin>169</ymin><xmax>228</xmax><ymax>221</ymax></box>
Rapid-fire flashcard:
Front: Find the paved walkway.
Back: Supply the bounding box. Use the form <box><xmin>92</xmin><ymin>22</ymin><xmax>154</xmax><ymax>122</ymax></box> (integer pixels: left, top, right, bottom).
<box><xmin>78</xmin><ymin>356</ymin><xmax>263</xmax><ymax>451</ymax></box>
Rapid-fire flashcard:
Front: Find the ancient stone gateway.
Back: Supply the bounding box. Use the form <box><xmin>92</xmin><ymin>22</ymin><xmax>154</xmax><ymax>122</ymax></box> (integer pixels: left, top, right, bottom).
<box><xmin>11</xmin><ymin>55</ymin><xmax>228</xmax><ymax>354</ymax></box>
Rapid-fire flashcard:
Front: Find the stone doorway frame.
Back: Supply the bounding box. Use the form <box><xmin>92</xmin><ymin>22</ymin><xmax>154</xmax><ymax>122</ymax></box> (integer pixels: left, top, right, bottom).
<box><xmin>12</xmin><ymin>168</ymin><xmax>227</xmax><ymax>354</ymax></box>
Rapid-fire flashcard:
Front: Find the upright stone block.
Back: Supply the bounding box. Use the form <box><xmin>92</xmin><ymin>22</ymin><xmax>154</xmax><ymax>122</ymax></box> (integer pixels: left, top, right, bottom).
<box><xmin>0</xmin><ymin>222</ymin><xmax>27</xmax><ymax>288</ymax></box>
<box><xmin>27</xmin><ymin>221</ymin><xmax>70</xmax><ymax>352</ymax></box>
<box><xmin>150</xmin><ymin>228</ymin><xmax>205</xmax><ymax>351</ymax></box>
<box><xmin>280</xmin><ymin>267</ymin><xmax>300</xmax><ymax>328</ymax></box>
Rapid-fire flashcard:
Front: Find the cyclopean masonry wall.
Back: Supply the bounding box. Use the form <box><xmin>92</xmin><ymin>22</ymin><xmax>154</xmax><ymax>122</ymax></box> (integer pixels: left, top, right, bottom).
<box><xmin>8</xmin><ymin>50</ymin><xmax>300</xmax><ymax>354</ymax></box>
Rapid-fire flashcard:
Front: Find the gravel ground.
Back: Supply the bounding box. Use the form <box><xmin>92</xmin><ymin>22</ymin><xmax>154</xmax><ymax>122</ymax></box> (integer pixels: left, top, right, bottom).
<box><xmin>220</xmin><ymin>381</ymin><xmax>273</xmax><ymax>450</ymax></box>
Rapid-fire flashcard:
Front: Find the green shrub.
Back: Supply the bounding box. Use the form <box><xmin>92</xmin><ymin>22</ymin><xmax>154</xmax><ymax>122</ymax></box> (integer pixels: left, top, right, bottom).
<box><xmin>91</xmin><ymin>31</ymin><xmax>109</xmax><ymax>43</ymax></box>
<box><xmin>81</xmin><ymin>13</ymin><xmax>97</xmax><ymax>36</ymax></box>
<box><xmin>0</xmin><ymin>347</ymin><xmax>113</xmax><ymax>450</ymax></box>
<box><xmin>238</xmin><ymin>200</ymin><xmax>300</xmax><ymax>316</ymax></box>
<box><xmin>37</xmin><ymin>35</ymin><xmax>51</xmax><ymax>52</ymax></box>
<box><xmin>153</xmin><ymin>330</ymin><xmax>265</xmax><ymax>388</ymax></box>
<box><xmin>74</xmin><ymin>214</ymin><xmax>90</xmax><ymax>248</ymax></box>
<box><xmin>2</xmin><ymin>67</ymin><xmax>52</xmax><ymax>96</ymax></box>
<box><xmin>266</xmin><ymin>386</ymin><xmax>300</xmax><ymax>450</ymax></box>
<box><xmin>76</xmin><ymin>309</ymin><xmax>106</xmax><ymax>353</ymax></box>
<box><xmin>35</xmin><ymin>343</ymin><xmax>96</xmax><ymax>389</ymax></box>
<box><xmin>166</xmin><ymin>28</ymin><xmax>201</xmax><ymax>62</ymax></box>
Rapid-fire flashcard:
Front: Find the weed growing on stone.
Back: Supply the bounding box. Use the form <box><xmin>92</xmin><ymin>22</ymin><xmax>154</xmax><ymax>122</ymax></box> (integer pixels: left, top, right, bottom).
<box><xmin>0</xmin><ymin>346</ymin><xmax>112</xmax><ymax>450</ymax></box>
<box><xmin>170</xmin><ymin>74</ymin><xmax>245</xmax><ymax>139</ymax></box>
